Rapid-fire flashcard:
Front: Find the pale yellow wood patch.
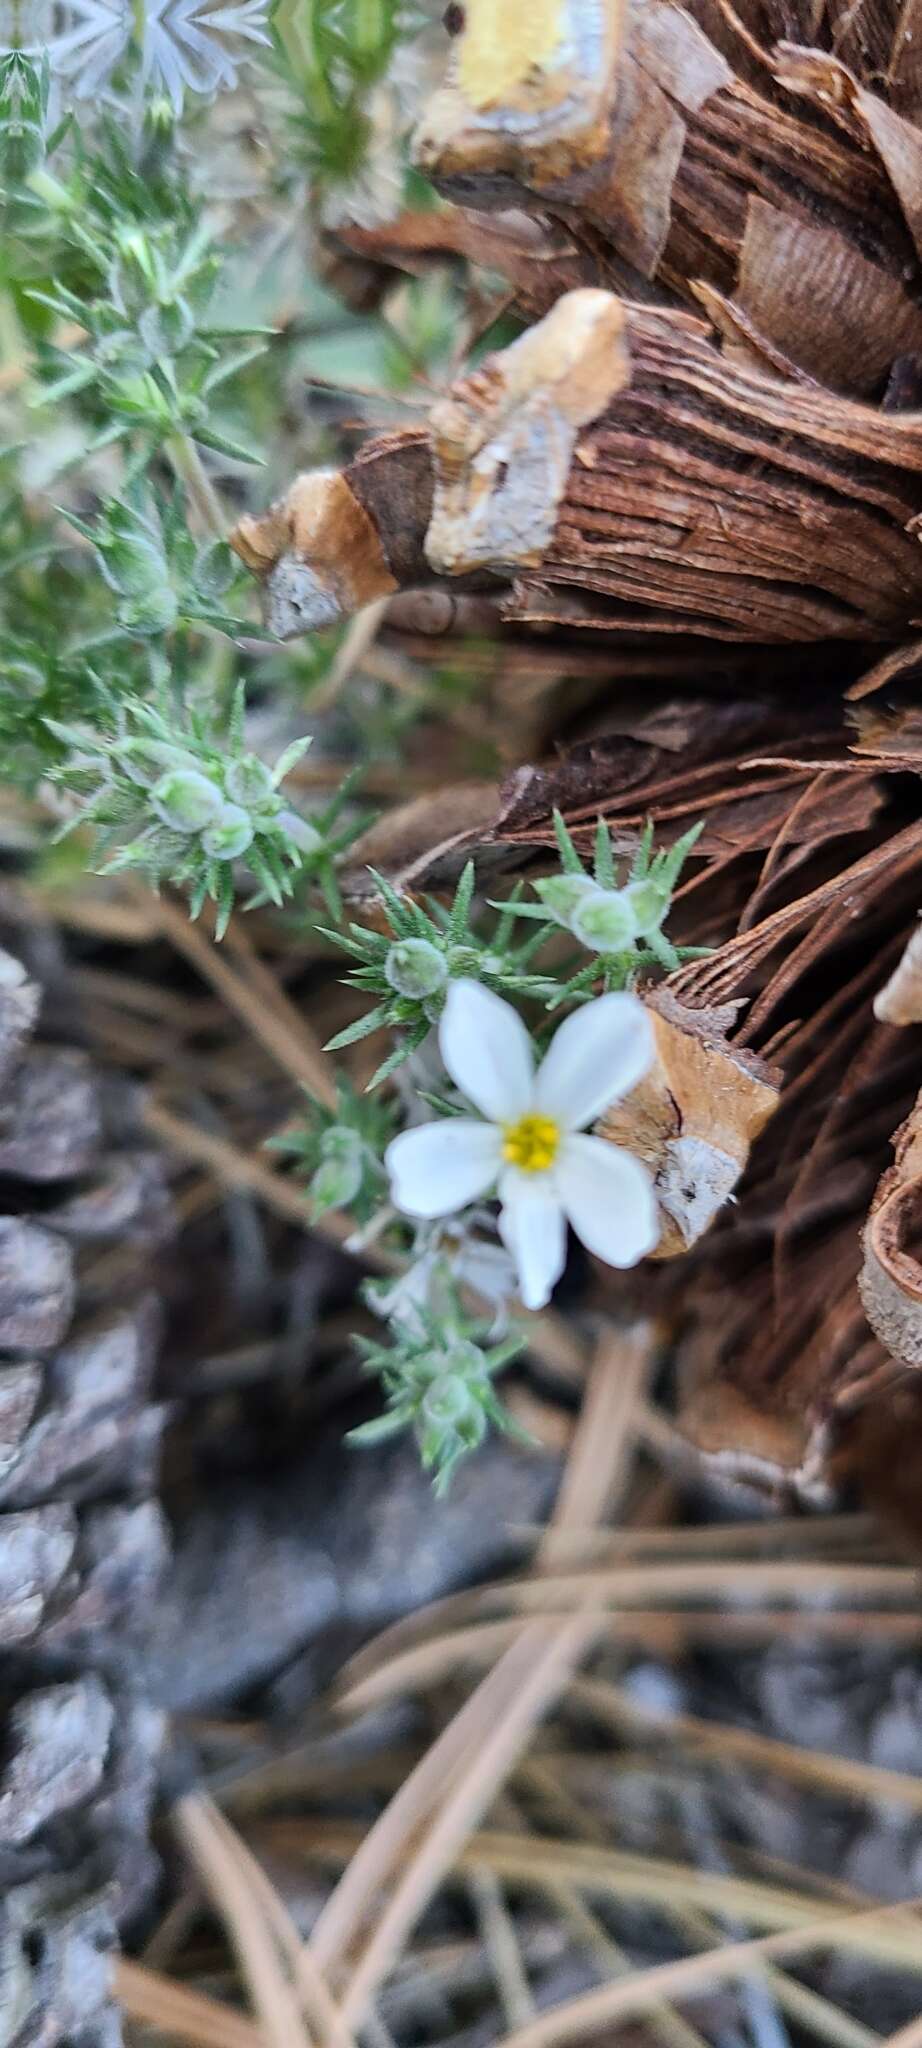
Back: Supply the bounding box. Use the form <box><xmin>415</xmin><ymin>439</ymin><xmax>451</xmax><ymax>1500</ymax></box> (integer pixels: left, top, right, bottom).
<box><xmin>458</xmin><ymin>0</ymin><xmax>566</xmax><ymax>106</ymax></box>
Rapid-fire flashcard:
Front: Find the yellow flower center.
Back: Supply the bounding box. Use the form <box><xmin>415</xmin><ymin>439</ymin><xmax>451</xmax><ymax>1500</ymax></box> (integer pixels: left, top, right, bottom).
<box><xmin>502</xmin><ymin>1113</ymin><xmax>560</xmax><ymax>1174</ymax></box>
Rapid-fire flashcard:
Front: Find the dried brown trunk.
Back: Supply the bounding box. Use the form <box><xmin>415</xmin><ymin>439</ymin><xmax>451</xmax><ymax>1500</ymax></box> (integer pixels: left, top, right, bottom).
<box><xmin>234</xmin><ymin>291</ymin><xmax>922</xmax><ymax>645</ymax></box>
<box><xmin>414</xmin><ymin>0</ymin><xmax>922</xmax><ymax>396</ymax></box>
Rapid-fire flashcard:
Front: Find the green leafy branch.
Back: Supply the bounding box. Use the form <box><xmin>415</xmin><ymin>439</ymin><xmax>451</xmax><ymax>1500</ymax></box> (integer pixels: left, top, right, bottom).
<box><xmin>325</xmin><ymin>861</ymin><xmax>559</xmax><ymax>1087</ymax></box>
<box><xmin>349</xmin><ymin>1294</ymin><xmax>526</xmax><ymax>1496</ymax></box>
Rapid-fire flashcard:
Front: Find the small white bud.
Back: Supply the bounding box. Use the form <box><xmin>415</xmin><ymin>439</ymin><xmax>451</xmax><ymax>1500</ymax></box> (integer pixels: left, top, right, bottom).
<box><xmin>421</xmin><ymin>1373</ymin><xmax>478</xmax><ymax>1429</ymax></box>
<box><xmin>311</xmin><ymin>1128</ymin><xmax>364</xmax><ymax>1213</ymax></box>
<box><xmin>151</xmin><ymin>768</ymin><xmax>224</xmax><ymax>833</ymax></box>
<box><xmin>535</xmin><ymin>873</ymin><xmax>598</xmax><ymax>926</ymax></box>
<box><xmin>201</xmin><ymin>802</ymin><xmax>254</xmax><ymax>860</ymax></box>
<box><xmin>623</xmin><ymin>877</ymin><xmax>670</xmax><ymax>937</ymax></box>
<box><xmin>226</xmin><ymin>757</ymin><xmax>275</xmax><ymax>808</ymax></box>
<box><xmin>385</xmin><ymin>938</ymin><xmax>449</xmax><ymax>1000</ymax></box>
<box><xmin>570</xmin><ymin>887</ymin><xmax>639</xmax><ymax>954</ymax></box>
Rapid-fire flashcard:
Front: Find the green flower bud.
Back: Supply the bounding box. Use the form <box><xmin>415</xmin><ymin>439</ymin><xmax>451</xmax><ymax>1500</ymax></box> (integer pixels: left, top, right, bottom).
<box><xmin>320</xmin><ymin>1125</ymin><xmax>364</xmax><ymax>1167</ymax></box>
<box><xmin>421</xmin><ymin>1373</ymin><xmax>481</xmax><ymax>1433</ymax></box>
<box><xmin>385</xmin><ymin>938</ymin><xmax>448</xmax><ymax>1001</ymax></box>
<box><xmin>225</xmin><ymin>757</ymin><xmax>275</xmax><ymax>808</ymax></box>
<box><xmin>201</xmin><ymin>803</ymin><xmax>254</xmax><ymax>860</ymax></box>
<box><xmin>277</xmin><ymin>809</ymin><xmax>323</xmax><ymax>854</ymax></box>
<box><xmin>623</xmin><ymin>877</ymin><xmax>670</xmax><ymax>937</ymax></box>
<box><xmin>442</xmin><ymin>1338</ymin><xmax>490</xmax><ymax>1384</ymax></box>
<box><xmin>195</xmin><ymin>540</ymin><xmax>237</xmax><ymax>601</ymax></box>
<box><xmin>446</xmin><ymin>944</ymin><xmax>484</xmax><ymax>976</ymax></box>
<box><xmin>98</xmin><ymin>533</ymin><xmax>166</xmax><ymax>601</ymax></box>
<box><xmin>151</xmin><ymin>768</ymin><xmax>224</xmax><ymax>833</ymax></box>
<box><xmin>535</xmin><ymin>873</ymin><xmax>598</xmax><ymax>926</ymax></box>
<box><xmin>145</xmin><ymin>94</ymin><xmax>176</xmax><ymax>137</ymax></box>
<box><xmin>570</xmin><ymin>887</ymin><xmax>639</xmax><ymax>954</ymax></box>
<box><xmin>311</xmin><ymin>1129</ymin><xmax>364</xmax><ymax>1214</ymax></box>
<box><xmin>0</xmin><ymin>58</ymin><xmax>44</xmax><ymax>179</ymax></box>
<box><xmin>97</xmin><ymin>514</ymin><xmax>177</xmax><ymax>632</ymax></box>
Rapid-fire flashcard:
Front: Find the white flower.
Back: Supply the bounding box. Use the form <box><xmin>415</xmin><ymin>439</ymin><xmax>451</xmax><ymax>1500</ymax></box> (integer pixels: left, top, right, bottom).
<box><xmin>449</xmin><ymin>1225</ymin><xmax>518</xmax><ymax>1328</ymax></box>
<box><xmin>368</xmin><ymin>1218</ymin><xmax>517</xmax><ymax>1338</ymax></box>
<box><xmin>29</xmin><ymin>0</ymin><xmax>270</xmax><ymax>111</ymax></box>
<box><xmin>140</xmin><ymin>0</ymin><xmax>270</xmax><ymax>108</ymax></box>
<box><xmin>386</xmin><ymin>980</ymin><xmax>659</xmax><ymax>1312</ymax></box>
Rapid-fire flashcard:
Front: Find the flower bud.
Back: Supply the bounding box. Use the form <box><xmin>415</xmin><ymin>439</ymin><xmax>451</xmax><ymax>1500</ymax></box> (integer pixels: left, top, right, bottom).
<box><xmin>201</xmin><ymin>803</ymin><xmax>254</xmax><ymax>860</ymax></box>
<box><xmin>151</xmin><ymin>768</ymin><xmax>224</xmax><ymax>832</ymax></box>
<box><xmin>570</xmin><ymin>887</ymin><xmax>639</xmax><ymax>954</ymax></box>
<box><xmin>311</xmin><ymin>1128</ymin><xmax>364</xmax><ymax>1213</ymax></box>
<box><xmin>321</xmin><ymin>1124</ymin><xmax>363</xmax><ymax>1166</ymax></box>
<box><xmin>446</xmin><ymin>944</ymin><xmax>484</xmax><ymax>976</ymax></box>
<box><xmin>96</xmin><ymin>516</ymin><xmax>177</xmax><ymax>633</ymax></box>
<box><xmin>98</xmin><ymin>532</ymin><xmax>166</xmax><ymax>600</ymax></box>
<box><xmin>535</xmin><ymin>873</ymin><xmax>598</xmax><ymax>926</ymax></box>
<box><xmin>421</xmin><ymin>1373</ymin><xmax>481</xmax><ymax>1432</ymax></box>
<box><xmin>225</xmin><ymin>756</ymin><xmax>275</xmax><ymax>808</ymax></box>
<box><xmin>385</xmin><ymin>938</ymin><xmax>448</xmax><ymax>1000</ymax></box>
<box><xmin>623</xmin><ymin>877</ymin><xmax>670</xmax><ymax>937</ymax></box>
<box><xmin>145</xmin><ymin>94</ymin><xmax>176</xmax><ymax>137</ymax></box>
<box><xmin>195</xmin><ymin>540</ymin><xmax>237</xmax><ymax>600</ymax></box>
<box><xmin>442</xmin><ymin>1338</ymin><xmax>489</xmax><ymax>1384</ymax></box>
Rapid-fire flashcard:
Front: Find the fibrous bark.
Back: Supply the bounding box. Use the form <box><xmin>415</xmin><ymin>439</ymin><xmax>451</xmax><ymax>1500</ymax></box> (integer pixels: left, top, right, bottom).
<box><xmin>234</xmin><ymin>289</ymin><xmax>922</xmax><ymax>645</ymax></box>
<box><xmin>599</xmin><ymin>986</ymin><xmax>781</xmax><ymax>1258</ymax></box>
<box><xmin>413</xmin><ymin>0</ymin><xmax>922</xmax><ymax>398</ymax></box>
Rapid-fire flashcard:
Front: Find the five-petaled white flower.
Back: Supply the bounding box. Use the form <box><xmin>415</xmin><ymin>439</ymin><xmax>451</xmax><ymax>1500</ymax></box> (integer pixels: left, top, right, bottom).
<box><xmin>386</xmin><ymin>979</ymin><xmax>659</xmax><ymax>1312</ymax></box>
<box><xmin>28</xmin><ymin>0</ymin><xmax>270</xmax><ymax>111</ymax></box>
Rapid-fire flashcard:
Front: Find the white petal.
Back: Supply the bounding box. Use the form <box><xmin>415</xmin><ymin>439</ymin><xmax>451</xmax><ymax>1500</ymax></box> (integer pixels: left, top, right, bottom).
<box><xmin>439</xmin><ymin>978</ymin><xmax>534</xmax><ymax>1123</ymax></box>
<box><xmin>557</xmin><ymin>1134</ymin><xmax>659</xmax><ymax>1267</ymax></box>
<box><xmin>534</xmin><ymin>991</ymin><xmax>654</xmax><ymax>1131</ymax></box>
<box><xmin>498</xmin><ymin>1170</ymin><xmax>567</xmax><ymax>1311</ymax></box>
<box><xmin>386</xmin><ymin>1120</ymin><xmax>501</xmax><ymax>1218</ymax></box>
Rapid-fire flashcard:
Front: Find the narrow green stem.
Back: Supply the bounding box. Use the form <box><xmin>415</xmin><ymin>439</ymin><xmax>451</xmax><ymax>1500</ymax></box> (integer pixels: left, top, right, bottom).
<box><xmin>275</xmin><ymin>1</ymin><xmax>338</xmax><ymax>120</ymax></box>
<box><xmin>0</xmin><ymin>287</ymin><xmax>29</xmax><ymax>378</ymax></box>
<box><xmin>354</xmin><ymin>0</ymin><xmax>386</xmax><ymax>61</ymax></box>
<box><xmin>165</xmin><ymin>432</ymin><xmax>226</xmax><ymax>540</ymax></box>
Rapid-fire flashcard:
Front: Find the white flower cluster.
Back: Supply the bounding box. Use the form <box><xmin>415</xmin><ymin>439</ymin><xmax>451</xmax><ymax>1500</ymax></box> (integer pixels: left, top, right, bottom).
<box><xmin>386</xmin><ymin>980</ymin><xmax>659</xmax><ymax>1312</ymax></box>
<box><xmin>8</xmin><ymin>0</ymin><xmax>270</xmax><ymax>110</ymax></box>
<box><xmin>537</xmin><ymin>867</ymin><xmax>669</xmax><ymax>955</ymax></box>
<box><xmin>148</xmin><ymin>752</ymin><xmax>312</xmax><ymax>864</ymax></box>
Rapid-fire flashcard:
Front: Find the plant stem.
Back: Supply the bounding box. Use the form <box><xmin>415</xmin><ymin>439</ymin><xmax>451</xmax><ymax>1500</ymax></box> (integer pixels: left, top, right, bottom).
<box><xmin>165</xmin><ymin>432</ymin><xmax>226</xmax><ymax>540</ymax></box>
<box><xmin>0</xmin><ymin>288</ymin><xmax>31</xmax><ymax>398</ymax></box>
